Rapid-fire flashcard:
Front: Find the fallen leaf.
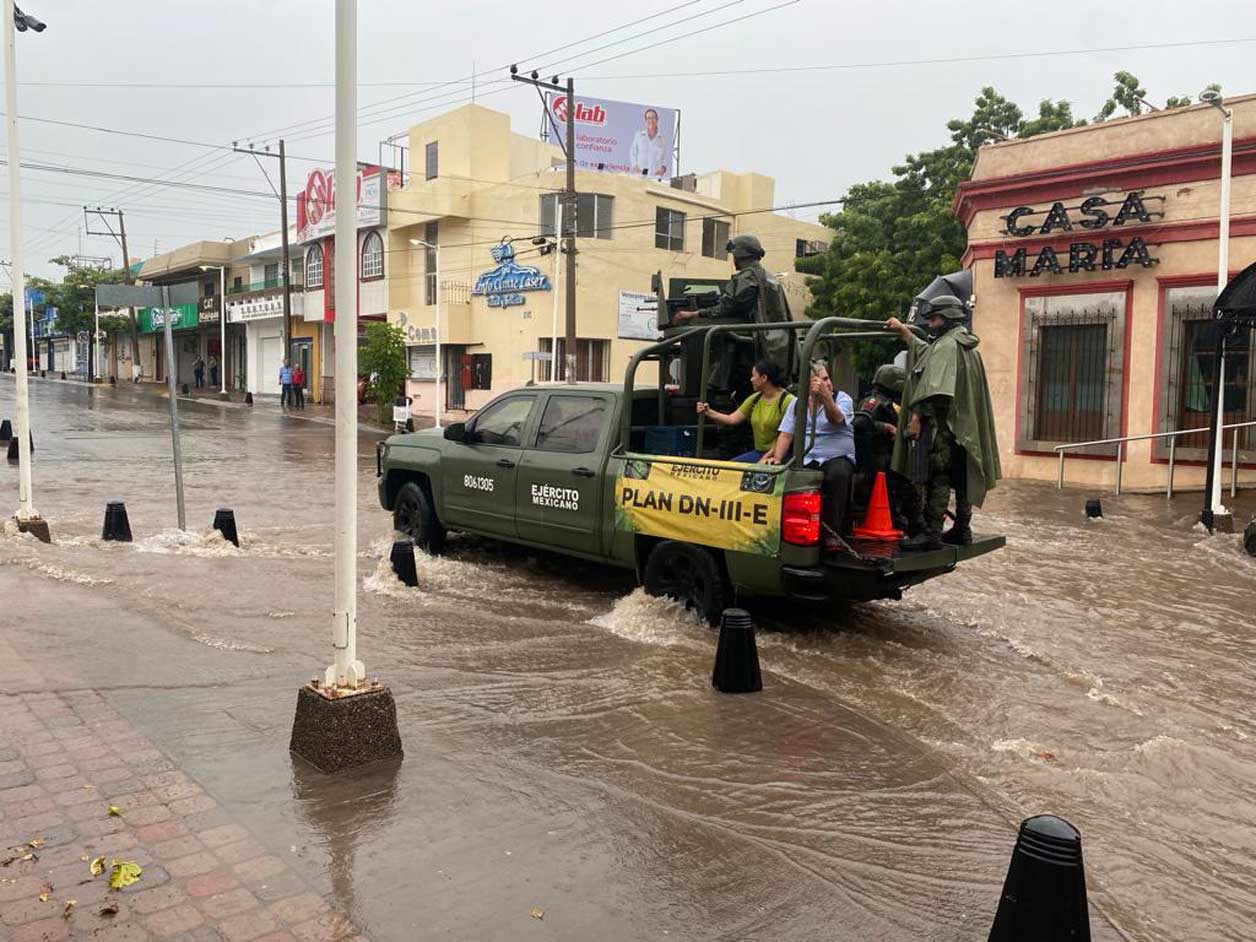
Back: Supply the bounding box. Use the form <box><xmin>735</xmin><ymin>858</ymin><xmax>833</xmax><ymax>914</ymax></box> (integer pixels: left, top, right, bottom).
<box><xmin>20</xmin><ymin>853</ymin><xmax>35</xmax><ymax>862</ymax></box>
<box><xmin>63</xmin><ymin>900</ymin><xmax>76</xmax><ymax>918</ymax></box>
<box><xmin>107</xmin><ymin>861</ymin><xmax>142</xmax><ymax>890</ymax></box>
<box><xmin>89</xmin><ymin>856</ymin><xmax>106</xmax><ymax>877</ymax></box>
<box><xmin>39</xmin><ymin>891</ymin><xmax>50</xmax><ymax>902</ymax></box>
<box><xmin>80</xmin><ymin>855</ymin><xmax>88</xmax><ymax>862</ymax></box>
<box><xmin>1032</xmin><ymin>749</ymin><xmax>1057</xmax><ymax>763</ymax></box>
<box><xmin>28</xmin><ymin>839</ymin><xmax>45</xmax><ymax>849</ymax></box>
<box><xmin>106</xmin><ymin>805</ymin><xmax>122</xmax><ymax>817</ymax></box>
<box><xmin>98</xmin><ymin>901</ymin><xmax>119</xmax><ymax>917</ymax></box>
<box><xmin>528</xmin><ymin>907</ymin><xmax>545</xmax><ymax>920</ymax></box>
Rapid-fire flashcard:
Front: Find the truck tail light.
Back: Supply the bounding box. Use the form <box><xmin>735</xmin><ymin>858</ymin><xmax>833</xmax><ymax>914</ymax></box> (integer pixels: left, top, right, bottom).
<box><xmin>782</xmin><ymin>490</ymin><xmax>821</xmax><ymax>546</ymax></box>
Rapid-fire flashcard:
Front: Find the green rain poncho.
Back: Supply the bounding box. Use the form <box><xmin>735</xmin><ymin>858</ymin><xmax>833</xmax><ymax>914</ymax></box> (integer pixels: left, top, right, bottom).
<box><xmin>891</xmin><ymin>326</ymin><xmax>1002</xmax><ymax>506</ymax></box>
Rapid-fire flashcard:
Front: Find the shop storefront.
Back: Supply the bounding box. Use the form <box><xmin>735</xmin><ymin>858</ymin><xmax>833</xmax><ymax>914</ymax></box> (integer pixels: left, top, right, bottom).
<box><xmin>957</xmin><ymin>94</ymin><xmax>1256</xmax><ymax>492</ymax></box>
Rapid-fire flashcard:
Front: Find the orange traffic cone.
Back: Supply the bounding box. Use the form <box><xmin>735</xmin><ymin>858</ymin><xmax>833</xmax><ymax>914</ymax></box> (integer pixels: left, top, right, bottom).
<box><xmin>853</xmin><ymin>471</ymin><xmax>902</xmax><ymax>541</ymax></box>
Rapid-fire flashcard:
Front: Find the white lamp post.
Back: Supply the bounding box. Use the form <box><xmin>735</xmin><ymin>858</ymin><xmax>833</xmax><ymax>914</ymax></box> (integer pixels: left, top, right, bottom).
<box><xmin>408</xmin><ymin>237</ymin><xmax>441</xmax><ymax>428</ymax></box>
<box><xmin>4</xmin><ymin>0</ymin><xmax>49</xmax><ymax>540</ymax></box>
<box><xmin>1202</xmin><ymin>88</ymin><xmax>1233</xmax><ymax>530</ymax></box>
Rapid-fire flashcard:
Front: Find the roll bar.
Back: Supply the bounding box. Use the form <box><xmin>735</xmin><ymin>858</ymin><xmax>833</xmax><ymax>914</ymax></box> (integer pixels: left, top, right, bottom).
<box><xmin>619</xmin><ymin>316</ymin><xmax>922</xmax><ymax>466</ymax></box>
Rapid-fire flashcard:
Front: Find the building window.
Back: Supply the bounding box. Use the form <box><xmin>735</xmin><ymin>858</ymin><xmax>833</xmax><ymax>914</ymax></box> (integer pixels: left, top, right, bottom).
<box><xmin>232</xmin><ymin>276</ymin><xmax>243</xmax><ymax>292</ymax></box>
<box><xmin>655</xmin><ymin>207</ymin><xmax>685</xmax><ymax>252</ymax></box>
<box><xmin>1157</xmin><ymin>284</ymin><xmax>1255</xmax><ymax>457</ymax></box>
<box><xmin>305</xmin><ymin>244</ymin><xmax>324</xmax><ymax>289</ymax></box>
<box><xmin>538</xmin><ymin>338</ymin><xmax>609</xmax><ymax>383</ymax></box>
<box><xmin>423</xmin><ymin>222</ymin><xmax>438</xmax><ymax>306</ymax></box>
<box><xmin>702</xmin><ymin>219</ymin><xmax>730</xmax><ymax>259</ymax></box>
<box><xmin>1018</xmin><ymin>290</ymin><xmax>1127</xmax><ymax>454</ymax></box>
<box><xmin>425</xmin><ymin>141</ymin><xmax>438</xmax><ymax>180</ymax></box>
<box><xmin>795</xmin><ymin>239</ymin><xmax>827</xmax><ymax>258</ymax></box>
<box><xmin>263</xmin><ymin>262</ymin><xmax>279</xmax><ymax>286</ymax></box>
<box><xmin>539</xmin><ymin>193</ymin><xmax>613</xmax><ymax>239</ymax></box>
<box><xmin>361</xmin><ymin>231</ymin><xmax>384</xmax><ymax>281</ymax></box>
<box><xmin>470</xmin><ymin>353</ymin><xmax>492</xmax><ymax>390</ymax></box>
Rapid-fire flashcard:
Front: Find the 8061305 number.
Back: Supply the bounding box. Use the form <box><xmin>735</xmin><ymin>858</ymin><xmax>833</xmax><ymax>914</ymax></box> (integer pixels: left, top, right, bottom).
<box><xmin>463</xmin><ymin>474</ymin><xmax>495</xmax><ymax>493</ymax></box>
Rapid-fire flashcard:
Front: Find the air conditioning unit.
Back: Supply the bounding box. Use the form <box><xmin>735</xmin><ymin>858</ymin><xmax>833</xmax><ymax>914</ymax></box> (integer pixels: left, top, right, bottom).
<box><xmin>669</xmin><ymin>174</ymin><xmax>697</xmax><ymax>193</ymax></box>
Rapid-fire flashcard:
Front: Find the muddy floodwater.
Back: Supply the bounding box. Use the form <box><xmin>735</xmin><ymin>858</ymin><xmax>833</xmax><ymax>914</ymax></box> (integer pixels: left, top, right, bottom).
<box><xmin>2</xmin><ymin>376</ymin><xmax>1254</xmax><ymax>941</ymax></box>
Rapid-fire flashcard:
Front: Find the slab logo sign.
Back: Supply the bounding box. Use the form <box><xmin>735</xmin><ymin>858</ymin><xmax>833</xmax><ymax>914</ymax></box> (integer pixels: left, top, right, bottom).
<box><xmin>472</xmin><ymin>238</ymin><xmax>551</xmax><ymax>308</ymax></box>
<box><xmin>995</xmin><ymin>191</ymin><xmax>1161</xmax><ymax>278</ymax></box>
<box><xmin>295</xmin><ymin>165</ymin><xmax>400</xmax><ymax>243</ymax></box>
<box><xmin>614</xmin><ymin>458</ymin><xmax>784</xmax><ymax>557</ymax></box>
<box><xmin>550</xmin><ymin>97</ymin><xmax>607</xmax><ymax>126</ymax></box>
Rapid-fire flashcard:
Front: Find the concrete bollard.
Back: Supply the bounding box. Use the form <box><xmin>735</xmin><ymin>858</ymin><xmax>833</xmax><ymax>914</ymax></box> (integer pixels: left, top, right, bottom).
<box><xmin>101</xmin><ymin>502</ymin><xmax>133</xmax><ymax>542</ymax></box>
<box><xmin>711</xmin><ymin>608</ymin><xmax>762</xmax><ymax>694</ymax></box>
<box><xmin>989</xmin><ymin>814</ymin><xmax>1090</xmax><ymax>942</ymax></box>
<box><xmin>212</xmin><ymin>508</ymin><xmax>240</xmax><ymax>547</ymax></box>
<box><xmin>1084</xmin><ymin>498</ymin><xmax>1102</xmax><ymax>519</ymax></box>
<box><xmin>1243</xmin><ymin>518</ymin><xmax>1256</xmax><ymax>558</ymax></box>
<box><xmin>245</xmin><ymin>392</ymin><xmax>254</xmax><ymax>406</ymax></box>
<box><xmin>0</xmin><ymin>419</ymin><xmax>11</xmax><ymax>441</ymax></box>
<box><xmin>389</xmin><ymin>539</ymin><xmax>419</xmax><ymax>587</ymax></box>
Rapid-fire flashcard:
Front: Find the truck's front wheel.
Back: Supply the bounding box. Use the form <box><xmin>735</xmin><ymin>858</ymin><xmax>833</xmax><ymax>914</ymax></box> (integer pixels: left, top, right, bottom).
<box><xmin>393</xmin><ymin>480</ymin><xmax>446</xmax><ymax>555</ymax></box>
<box><xmin>642</xmin><ymin>541</ymin><xmax>727</xmax><ymax>627</ymax></box>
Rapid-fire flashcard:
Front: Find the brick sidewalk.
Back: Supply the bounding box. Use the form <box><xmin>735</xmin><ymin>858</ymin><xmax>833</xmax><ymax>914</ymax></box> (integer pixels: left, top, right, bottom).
<box><xmin>0</xmin><ymin>691</ymin><xmax>366</xmax><ymax>942</ymax></box>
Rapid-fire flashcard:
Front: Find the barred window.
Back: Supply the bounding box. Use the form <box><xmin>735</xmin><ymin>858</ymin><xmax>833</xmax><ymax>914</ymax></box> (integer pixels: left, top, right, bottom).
<box><xmin>539</xmin><ymin>193</ymin><xmax>612</xmax><ymax>239</ymax></box>
<box><xmin>538</xmin><ymin>337</ymin><xmax>609</xmax><ymax>383</ymax></box>
<box><xmin>1018</xmin><ymin>290</ymin><xmax>1127</xmax><ymax>454</ymax></box>
<box><xmin>361</xmin><ymin>231</ymin><xmax>384</xmax><ymax>280</ymax></box>
<box><xmin>1157</xmin><ymin>284</ymin><xmax>1255</xmax><ymax>457</ymax></box>
<box><xmin>305</xmin><ymin>244</ymin><xmax>324</xmax><ymax>289</ymax></box>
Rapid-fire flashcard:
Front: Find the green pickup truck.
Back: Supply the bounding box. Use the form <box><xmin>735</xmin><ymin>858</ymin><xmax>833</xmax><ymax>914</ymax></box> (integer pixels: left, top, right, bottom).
<box><xmin>377</xmin><ymin>318</ymin><xmax>1003</xmax><ymax>624</ymax></box>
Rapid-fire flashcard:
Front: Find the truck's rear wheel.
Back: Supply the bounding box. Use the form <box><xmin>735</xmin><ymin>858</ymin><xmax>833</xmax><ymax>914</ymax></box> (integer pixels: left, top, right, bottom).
<box><xmin>642</xmin><ymin>541</ymin><xmax>727</xmax><ymax>627</ymax></box>
<box><xmin>393</xmin><ymin>480</ymin><xmax>446</xmax><ymax>555</ymax></box>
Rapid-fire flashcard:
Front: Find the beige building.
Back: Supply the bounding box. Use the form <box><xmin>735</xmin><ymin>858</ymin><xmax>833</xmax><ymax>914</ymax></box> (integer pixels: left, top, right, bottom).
<box><xmin>957</xmin><ymin>94</ymin><xmax>1256</xmax><ymax>493</ymax></box>
<box><xmin>384</xmin><ymin>104</ymin><xmax>828</xmax><ymax>414</ymax></box>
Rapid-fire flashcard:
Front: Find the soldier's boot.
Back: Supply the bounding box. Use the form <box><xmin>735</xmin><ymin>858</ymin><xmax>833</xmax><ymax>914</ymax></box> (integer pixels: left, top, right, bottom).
<box><xmin>942</xmin><ymin>499</ymin><xmax>973</xmax><ymax>546</ymax></box>
<box><xmin>900</xmin><ymin>476</ymin><xmax>947</xmax><ymax>551</ymax></box>
<box><xmin>899</xmin><ymin>527</ymin><xmax>943</xmax><ymax>552</ymax></box>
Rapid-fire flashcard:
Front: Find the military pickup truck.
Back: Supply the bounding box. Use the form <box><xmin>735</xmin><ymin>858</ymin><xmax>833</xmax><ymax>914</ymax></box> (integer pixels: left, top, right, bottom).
<box><xmin>377</xmin><ymin>318</ymin><xmax>1003</xmax><ymax>624</ymax></box>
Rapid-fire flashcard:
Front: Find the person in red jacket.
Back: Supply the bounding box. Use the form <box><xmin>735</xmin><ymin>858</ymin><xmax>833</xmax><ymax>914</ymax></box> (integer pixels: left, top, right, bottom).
<box><xmin>291</xmin><ymin>364</ymin><xmax>306</xmax><ymax>410</ymax></box>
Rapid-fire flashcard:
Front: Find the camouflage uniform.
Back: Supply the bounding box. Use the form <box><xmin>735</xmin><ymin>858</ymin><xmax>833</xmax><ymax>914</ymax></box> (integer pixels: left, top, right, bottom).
<box><xmin>916</xmin><ymin>398</ymin><xmax>972</xmax><ymax>533</ymax></box>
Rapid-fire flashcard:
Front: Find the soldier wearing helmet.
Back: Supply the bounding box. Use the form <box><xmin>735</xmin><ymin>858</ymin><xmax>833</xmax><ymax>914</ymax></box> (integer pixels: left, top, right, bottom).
<box><xmin>673</xmin><ymin>233</ymin><xmax>795</xmax><ymax>392</ymax></box>
<box><xmin>853</xmin><ymin>364</ymin><xmax>918</xmax><ymax>530</ymax></box>
<box><xmin>886</xmin><ymin>294</ymin><xmax>1001</xmax><ymax>550</ymax></box>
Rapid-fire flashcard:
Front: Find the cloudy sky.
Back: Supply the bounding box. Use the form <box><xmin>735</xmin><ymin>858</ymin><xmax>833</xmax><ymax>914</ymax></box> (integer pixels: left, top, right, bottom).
<box><xmin>3</xmin><ymin>0</ymin><xmax>1255</xmax><ymax>279</ymax></box>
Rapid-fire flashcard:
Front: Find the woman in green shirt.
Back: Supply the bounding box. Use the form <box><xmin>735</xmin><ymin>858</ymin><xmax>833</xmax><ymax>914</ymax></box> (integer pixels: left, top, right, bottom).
<box><xmin>696</xmin><ymin>359</ymin><xmax>793</xmax><ymax>462</ymax></box>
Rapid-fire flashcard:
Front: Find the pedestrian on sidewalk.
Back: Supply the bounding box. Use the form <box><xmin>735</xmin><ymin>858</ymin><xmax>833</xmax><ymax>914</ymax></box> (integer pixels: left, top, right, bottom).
<box><xmin>292</xmin><ymin>364</ymin><xmax>306</xmax><ymax>410</ymax></box>
<box><xmin>279</xmin><ymin>360</ymin><xmax>293</xmax><ymax>409</ymax></box>
<box><xmin>208</xmin><ymin>354</ymin><xmax>219</xmax><ymax>388</ymax></box>
<box><xmin>193</xmin><ymin>354</ymin><xmax>205</xmax><ymax>389</ymax></box>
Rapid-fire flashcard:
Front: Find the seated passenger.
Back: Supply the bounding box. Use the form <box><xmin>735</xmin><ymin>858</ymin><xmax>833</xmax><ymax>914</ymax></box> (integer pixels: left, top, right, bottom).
<box><xmin>695</xmin><ymin>359</ymin><xmax>793</xmax><ymax>463</ymax></box>
<box><xmin>765</xmin><ymin>360</ymin><xmax>856</xmax><ymax>554</ymax></box>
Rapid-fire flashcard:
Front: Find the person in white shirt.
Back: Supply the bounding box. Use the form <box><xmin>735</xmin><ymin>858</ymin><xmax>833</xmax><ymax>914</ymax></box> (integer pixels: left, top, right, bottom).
<box><xmin>628</xmin><ymin>108</ymin><xmax>669</xmax><ymax>178</ymax></box>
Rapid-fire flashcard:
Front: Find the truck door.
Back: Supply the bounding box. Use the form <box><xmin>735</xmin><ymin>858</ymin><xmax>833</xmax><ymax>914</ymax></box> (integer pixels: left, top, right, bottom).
<box><xmin>515</xmin><ymin>391</ymin><xmax>613</xmax><ymax>556</ymax></box>
<box><xmin>441</xmin><ymin>393</ymin><xmax>538</xmax><ymax>539</ymax></box>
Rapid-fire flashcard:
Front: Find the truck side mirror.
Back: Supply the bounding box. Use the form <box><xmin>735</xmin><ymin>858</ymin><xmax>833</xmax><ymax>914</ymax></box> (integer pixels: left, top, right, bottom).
<box><xmin>444</xmin><ymin>422</ymin><xmax>468</xmax><ymax>443</ymax></box>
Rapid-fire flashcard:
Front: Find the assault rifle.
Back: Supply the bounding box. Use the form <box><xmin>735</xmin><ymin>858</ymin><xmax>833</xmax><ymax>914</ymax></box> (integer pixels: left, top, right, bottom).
<box><xmin>651</xmin><ymin>271</ymin><xmax>721</xmax><ymax>329</ymax></box>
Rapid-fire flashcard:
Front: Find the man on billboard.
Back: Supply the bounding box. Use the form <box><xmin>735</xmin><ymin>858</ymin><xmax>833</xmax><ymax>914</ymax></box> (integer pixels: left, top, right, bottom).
<box><xmin>629</xmin><ymin>108</ymin><xmax>670</xmax><ymax>178</ymax></box>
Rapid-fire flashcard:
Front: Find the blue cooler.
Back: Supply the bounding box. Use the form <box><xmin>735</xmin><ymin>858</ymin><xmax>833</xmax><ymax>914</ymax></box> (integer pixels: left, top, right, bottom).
<box><xmin>643</xmin><ymin>425</ymin><xmax>696</xmax><ymax>457</ymax></box>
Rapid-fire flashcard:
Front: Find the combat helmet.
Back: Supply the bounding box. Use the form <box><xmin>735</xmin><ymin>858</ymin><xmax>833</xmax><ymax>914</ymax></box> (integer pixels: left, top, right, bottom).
<box><xmin>872</xmin><ymin>364</ymin><xmax>905</xmax><ymax>396</ymax></box>
<box><xmin>917</xmin><ymin>294</ymin><xmax>968</xmax><ymax>321</ymax></box>
<box><xmin>726</xmin><ymin>234</ymin><xmax>765</xmax><ymax>261</ymax></box>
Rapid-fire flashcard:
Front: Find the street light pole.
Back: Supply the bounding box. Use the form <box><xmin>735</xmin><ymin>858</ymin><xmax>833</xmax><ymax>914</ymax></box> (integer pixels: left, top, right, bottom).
<box><xmin>1202</xmin><ymin>91</ymin><xmax>1234</xmax><ymax>532</ymax></box>
<box><xmin>3</xmin><ymin>0</ymin><xmax>48</xmax><ymax>540</ymax></box>
<box><xmin>409</xmin><ymin>238</ymin><xmax>440</xmax><ymax>428</ymax></box>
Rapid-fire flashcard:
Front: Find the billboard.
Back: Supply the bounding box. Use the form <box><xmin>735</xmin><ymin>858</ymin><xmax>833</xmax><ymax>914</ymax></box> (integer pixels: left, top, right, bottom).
<box><xmin>295</xmin><ymin>164</ymin><xmax>402</xmax><ymax>244</ymax></box>
<box><xmin>544</xmin><ymin>94</ymin><xmax>678</xmax><ymax>179</ymax></box>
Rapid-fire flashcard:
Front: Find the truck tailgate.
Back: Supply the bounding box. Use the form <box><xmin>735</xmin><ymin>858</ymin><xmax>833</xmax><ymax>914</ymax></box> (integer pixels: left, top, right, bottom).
<box><xmin>823</xmin><ymin>534</ymin><xmax>1006</xmax><ymax>574</ymax></box>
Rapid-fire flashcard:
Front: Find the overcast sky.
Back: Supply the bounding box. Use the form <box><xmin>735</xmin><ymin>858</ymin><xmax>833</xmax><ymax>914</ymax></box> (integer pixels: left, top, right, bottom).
<box><xmin>3</xmin><ymin>0</ymin><xmax>1255</xmax><ymax>280</ymax></box>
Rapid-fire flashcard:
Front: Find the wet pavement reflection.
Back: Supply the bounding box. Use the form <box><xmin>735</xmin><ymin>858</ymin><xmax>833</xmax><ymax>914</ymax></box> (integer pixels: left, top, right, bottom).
<box><xmin>3</xmin><ymin>376</ymin><xmax>1253</xmax><ymax>941</ymax></box>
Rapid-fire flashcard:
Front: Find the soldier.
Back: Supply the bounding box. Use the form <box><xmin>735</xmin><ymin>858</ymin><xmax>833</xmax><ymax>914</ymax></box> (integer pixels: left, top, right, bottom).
<box><xmin>886</xmin><ymin>296</ymin><xmax>1001</xmax><ymax>550</ymax></box>
<box><xmin>852</xmin><ymin>364</ymin><xmax>919</xmax><ymax>531</ymax></box>
<box><xmin>673</xmin><ymin>234</ymin><xmax>794</xmax><ymax>393</ymax></box>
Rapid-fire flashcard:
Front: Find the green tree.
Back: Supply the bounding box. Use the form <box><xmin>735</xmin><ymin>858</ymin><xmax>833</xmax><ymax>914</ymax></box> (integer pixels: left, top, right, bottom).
<box><xmin>46</xmin><ymin>256</ymin><xmax>126</xmax><ymax>334</ymax></box>
<box><xmin>358</xmin><ymin>322</ymin><xmax>408</xmax><ymax>426</ymax></box>
<box><xmin>1095</xmin><ymin>73</ymin><xmax>1221</xmax><ymax>119</ymax></box>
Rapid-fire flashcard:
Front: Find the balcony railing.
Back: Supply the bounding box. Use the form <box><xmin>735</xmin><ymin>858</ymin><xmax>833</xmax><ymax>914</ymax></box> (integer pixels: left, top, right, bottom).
<box><xmin>227</xmin><ymin>277</ymin><xmax>289</xmax><ymax>295</ymax></box>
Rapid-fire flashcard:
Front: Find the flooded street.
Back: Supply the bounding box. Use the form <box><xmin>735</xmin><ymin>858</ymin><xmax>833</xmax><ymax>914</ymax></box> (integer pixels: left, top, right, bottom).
<box><xmin>3</xmin><ymin>375</ymin><xmax>1253</xmax><ymax>941</ymax></box>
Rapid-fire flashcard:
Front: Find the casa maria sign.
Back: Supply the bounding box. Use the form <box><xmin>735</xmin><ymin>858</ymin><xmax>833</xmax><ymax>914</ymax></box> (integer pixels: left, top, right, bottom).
<box><xmin>472</xmin><ymin>239</ymin><xmax>550</xmax><ymax>308</ymax></box>
<box><xmin>994</xmin><ymin>191</ymin><xmax>1161</xmax><ymax>278</ymax></box>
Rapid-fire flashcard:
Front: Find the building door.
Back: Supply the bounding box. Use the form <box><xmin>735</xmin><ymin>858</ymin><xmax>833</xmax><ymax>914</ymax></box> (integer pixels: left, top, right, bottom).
<box><xmin>293</xmin><ymin>338</ymin><xmax>313</xmax><ymax>390</ymax></box>
<box><xmin>446</xmin><ymin>347</ymin><xmax>466</xmax><ymax>410</ymax></box>
<box><xmin>1178</xmin><ymin>319</ymin><xmax>1252</xmax><ymax>451</ymax></box>
<box><xmin>515</xmin><ymin>392</ymin><xmax>613</xmax><ymax>555</ymax></box>
<box><xmin>258</xmin><ymin>335</ymin><xmax>282</xmax><ymax>395</ymax></box>
<box><xmin>1033</xmin><ymin>322</ymin><xmax>1107</xmax><ymax>443</ymax></box>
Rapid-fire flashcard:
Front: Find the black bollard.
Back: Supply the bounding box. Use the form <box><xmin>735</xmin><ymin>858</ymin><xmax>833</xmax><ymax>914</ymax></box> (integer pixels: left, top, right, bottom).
<box><xmin>6</xmin><ymin>436</ymin><xmax>16</xmax><ymax>463</ymax></box>
<box><xmin>212</xmin><ymin>508</ymin><xmax>240</xmax><ymax>547</ymax></box>
<box><xmin>1084</xmin><ymin>498</ymin><xmax>1102</xmax><ymax>519</ymax></box>
<box><xmin>989</xmin><ymin>814</ymin><xmax>1090</xmax><ymax>942</ymax></box>
<box><xmin>0</xmin><ymin>419</ymin><xmax>11</xmax><ymax>441</ymax></box>
<box><xmin>109</xmin><ymin>376</ymin><xmax>116</xmax><ymax>385</ymax></box>
<box><xmin>101</xmin><ymin>502</ymin><xmax>133</xmax><ymax>542</ymax></box>
<box><xmin>389</xmin><ymin>539</ymin><xmax>419</xmax><ymax>587</ymax></box>
<box><xmin>1243</xmin><ymin>518</ymin><xmax>1256</xmax><ymax>558</ymax></box>
<box><xmin>711</xmin><ymin>608</ymin><xmax>763</xmax><ymax>693</ymax></box>
<box><xmin>180</xmin><ymin>383</ymin><xmax>190</xmax><ymax>395</ymax></box>
<box><xmin>60</xmin><ymin>372</ymin><xmax>66</xmax><ymax>380</ymax></box>
<box><xmin>245</xmin><ymin>392</ymin><xmax>254</xmax><ymax>406</ymax></box>
<box><xmin>40</xmin><ymin>369</ymin><xmax>46</xmax><ymax>378</ymax></box>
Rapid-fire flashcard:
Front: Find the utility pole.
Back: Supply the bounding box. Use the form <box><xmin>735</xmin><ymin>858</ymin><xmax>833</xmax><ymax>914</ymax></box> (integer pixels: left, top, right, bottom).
<box><xmin>510</xmin><ymin>66</ymin><xmax>578</xmax><ymax>382</ymax></box>
<box><xmin>85</xmin><ymin>206</ymin><xmax>139</xmax><ymax>380</ymax></box>
<box><xmin>5</xmin><ymin>0</ymin><xmax>50</xmax><ymax>541</ymax></box>
<box><xmin>233</xmin><ymin>140</ymin><xmax>292</xmax><ymax>364</ymax></box>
